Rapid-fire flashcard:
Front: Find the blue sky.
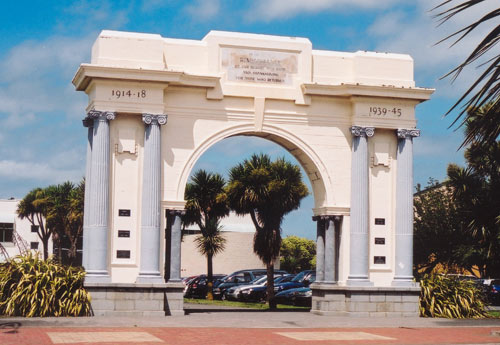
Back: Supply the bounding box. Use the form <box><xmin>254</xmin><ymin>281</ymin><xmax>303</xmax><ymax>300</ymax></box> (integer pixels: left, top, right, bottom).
<box><xmin>0</xmin><ymin>1</ymin><xmax>495</xmax><ymax>239</ymax></box>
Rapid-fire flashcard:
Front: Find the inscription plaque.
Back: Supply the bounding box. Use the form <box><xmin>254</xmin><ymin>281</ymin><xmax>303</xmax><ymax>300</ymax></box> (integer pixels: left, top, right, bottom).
<box><xmin>375</xmin><ymin>218</ymin><xmax>385</xmax><ymax>225</ymax></box>
<box><xmin>118</xmin><ymin>230</ymin><xmax>130</xmax><ymax>238</ymax></box>
<box><xmin>374</xmin><ymin>256</ymin><xmax>386</xmax><ymax>264</ymax></box>
<box><xmin>221</xmin><ymin>47</ymin><xmax>298</xmax><ymax>85</ymax></box>
<box><xmin>117</xmin><ymin>250</ymin><xmax>130</xmax><ymax>259</ymax></box>
<box><xmin>118</xmin><ymin>209</ymin><xmax>131</xmax><ymax>217</ymax></box>
<box><xmin>375</xmin><ymin>237</ymin><xmax>385</xmax><ymax>245</ymax></box>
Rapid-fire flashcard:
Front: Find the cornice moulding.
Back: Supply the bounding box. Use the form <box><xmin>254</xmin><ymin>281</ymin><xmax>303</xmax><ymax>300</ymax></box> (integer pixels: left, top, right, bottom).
<box><xmin>73</xmin><ymin>64</ymin><xmax>220</xmax><ymax>91</ymax></box>
<box><xmin>302</xmin><ymin>83</ymin><xmax>434</xmax><ymax>102</ymax></box>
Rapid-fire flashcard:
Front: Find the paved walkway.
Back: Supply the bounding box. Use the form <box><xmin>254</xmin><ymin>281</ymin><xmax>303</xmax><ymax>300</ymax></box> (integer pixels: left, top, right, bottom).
<box><xmin>1</xmin><ymin>307</ymin><xmax>499</xmax><ymax>345</ymax></box>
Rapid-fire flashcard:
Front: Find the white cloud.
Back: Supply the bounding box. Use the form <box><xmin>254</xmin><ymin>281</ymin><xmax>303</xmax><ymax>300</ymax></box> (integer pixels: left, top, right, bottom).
<box><xmin>0</xmin><ymin>35</ymin><xmax>93</xmax><ymax>129</ymax></box>
<box><xmin>367</xmin><ymin>1</ymin><xmax>499</xmax><ymax>99</ymax></box>
<box><xmin>185</xmin><ymin>0</ymin><xmax>220</xmax><ymax>21</ymax></box>
<box><xmin>246</xmin><ymin>0</ymin><xmax>399</xmax><ymax>21</ymax></box>
<box><xmin>0</xmin><ymin>160</ymin><xmax>83</xmax><ymax>183</ymax></box>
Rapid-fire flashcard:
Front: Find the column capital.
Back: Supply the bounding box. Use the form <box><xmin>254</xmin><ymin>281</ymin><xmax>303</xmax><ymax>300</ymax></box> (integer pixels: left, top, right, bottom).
<box><xmin>82</xmin><ymin>117</ymin><xmax>93</xmax><ymax>128</ymax></box>
<box><xmin>143</xmin><ymin>114</ymin><xmax>167</xmax><ymax>125</ymax></box>
<box><xmin>397</xmin><ymin>128</ymin><xmax>420</xmax><ymax>139</ymax></box>
<box><xmin>312</xmin><ymin>215</ymin><xmax>342</xmax><ymax>222</ymax></box>
<box><xmin>351</xmin><ymin>126</ymin><xmax>375</xmax><ymax>137</ymax></box>
<box><xmin>88</xmin><ymin>110</ymin><xmax>116</xmax><ymax>121</ymax></box>
<box><xmin>167</xmin><ymin>209</ymin><xmax>185</xmax><ymax>217</ymax></box>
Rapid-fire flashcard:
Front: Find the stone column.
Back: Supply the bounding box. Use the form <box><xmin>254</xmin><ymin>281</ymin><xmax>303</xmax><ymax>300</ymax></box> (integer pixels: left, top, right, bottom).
<box><xmin>393</xmin><ymin>128</ymin><xmax>420</xmax><ymax>286</ymax></box>
<box><xmin>81</xmin><ymin>117</ymin><xmax>93</xmax><ymax>270</ymax></box>
<box><xmin>168</xmin><ymin>210</ymin><xmax>184</xmax><ymax>282</ymax></box>
<box><xmin>138</xmin><ymin>114</ymin><xmax>167</xmax><ymax>283</ymax></box>
<box><xmin>347</xmin><ymin>126</ymin><xmax>374</xmax><ymax>286</ymax></box>
<box><xmin>85</xmin><ymin>110</ymin><xmax>115</xmax><ymax>283</ymax></box>
<box><xmin>324</xmin><ymin>216</ymin><xmax>337</xmax><ymax>283</ymax></box>
<box><xmin>313</xmin><ymin>216</ymin><xmax>325</xmax><ymax>282</ymax></box>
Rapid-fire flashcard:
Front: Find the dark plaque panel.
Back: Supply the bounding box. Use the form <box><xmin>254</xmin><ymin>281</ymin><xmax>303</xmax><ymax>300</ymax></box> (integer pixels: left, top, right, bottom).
<box><xmin>118</xmin><ymin>209</ymin><xmax>131</xmax><ymax>217</ymax></box>
<box><xmin>116</xmin><ymin>250</ymin><xmax>131</xmax><ymax>259</ymax></box>
<box><xmin>375</xmin><ymin>237</ymin><xmax>385</xmax><ymax>245</ymax></box>
<box><xmin>118</xmin><ymin>230</ymin><xmax>130</xmax><ymax>238</ymax></box>
<box><xmin>374</xmin><ymin>218</ymin><xmax>385</xmax><ymax>225</ymax></box>
<box><xmin>374</xmin><ymin>256</ymin><xmax>386</xmax><ymax>264</ymax></box>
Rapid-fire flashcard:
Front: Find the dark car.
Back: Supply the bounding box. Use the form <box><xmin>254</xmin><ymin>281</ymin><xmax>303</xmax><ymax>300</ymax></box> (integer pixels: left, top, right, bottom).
<box><xmin>274</xmin><ymin>270</ymin><xmax>316</xmax><ymax>294</ymax></box>
<box><xmin>234</xmin><ymin>274</ymin><xmax>295</xmax><ymax>302</ymax></box>
<box><xmin>213</xmin><ymin>269</ymin><xmax>288</xmax><ymax>300</ymax></box>
<box><xmin>184</xmin><ymin>274</ymin><xmax>226</xmax><ymax>298</ymax></box>
<box><xmin>275</xmin><ymin>287</ymin><xmax>312</xmax><ymax>307</ymax></box>
<box><xmin>488</xmin><ymin>279</ymin><xmax>500</xmax><ymax>305</ymax></box>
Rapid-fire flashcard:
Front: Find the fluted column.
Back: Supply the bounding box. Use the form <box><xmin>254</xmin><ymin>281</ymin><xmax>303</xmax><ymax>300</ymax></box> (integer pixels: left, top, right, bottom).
<box><xmin>347</xmin><ymin>126</ymin><xmax>374</xmax><ymax>286</ymax></box>
<box><xmin>168</xmin><ymin>210</ymin><xmax>184</xmax><ymax>282</ymax></box>
<box><xmin>393</xmin><ymin>128</ymin><xmax>420</xmax><ymax>286</ymax></box>
<box><xmin>313</xmin><ymin>216</ymin><xmax>325</xmax><ymax>282</ymax></box>
<box><xmin>324</xmin><ymin>216</ymin><xmax>337</xmax><ymax>283</ymax></box>
<box><xmin>138</xmin><ymin>114</ymin><xmax>167</xmax><ymax>283</ymax></box>
<box><xmin>86</xmin><ymin>110</ymin><xmax>115</xmax><ymax>283</ymax></box>
<box><xmin>82</xmin><ymin>117</ymin><xmax>93</xmax><ymax>270</ymax></box>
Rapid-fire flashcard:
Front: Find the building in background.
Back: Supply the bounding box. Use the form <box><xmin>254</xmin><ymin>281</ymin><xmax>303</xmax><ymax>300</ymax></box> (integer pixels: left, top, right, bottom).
<box><xmin>181</xmin><ymin>212</ymin><xmax>273</xmax><ymax>277</ymax></box>
<box><xmin>0</xmin><ymin>199</ymin><xmax>52</xmax><ymax>262</ymax></box>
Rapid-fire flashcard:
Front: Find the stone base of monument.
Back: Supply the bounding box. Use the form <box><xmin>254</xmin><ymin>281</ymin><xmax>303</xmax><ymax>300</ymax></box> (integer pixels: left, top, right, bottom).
<box><xmin>310</xmin><ymin>283</ymin><xmax>420</xmax><ymax>317</ymax></box>
<box><xmin>85</xmin><ymin>282</ymin><xmax>185</xmax><ymax>317</ymax></box>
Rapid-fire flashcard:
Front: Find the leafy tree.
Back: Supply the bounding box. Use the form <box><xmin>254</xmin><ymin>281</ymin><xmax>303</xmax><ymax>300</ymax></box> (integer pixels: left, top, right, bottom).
<box><xmin>434</xmin><ymin>1</ymin><xmax>500</xmax><ymax>146</ymax></box>
<box><xmin>226</xmin><ymin>154</ymin><xmax>308</xmax><ymax>308</ymax></box>
<box><xmin>413</xmin><ymin>179</ymin><xmax>470</xmax><ymax>277</ymax></box>
<box><xmin>414</xmin><ymin>105</ymin><xmax>500</xmax><ymax>278</ymax></box>
<box><xmin>446</xmin><ymin>111</ymin><xmax>500</xmax><ymax>277</ymax></box>
<box><xmin>17</xmin><ymin>188</ymin><xmax>51</xmax><ymax>260</ymax></box>
<box><xmin>280</xmin><ymin>235</ymin><xmax>316</xmax><ymax>273</ymax></box>
<box><xmin>183</xmin><ymin>170</ymin><xmax>229</xmax><ymax>299</ymax></box>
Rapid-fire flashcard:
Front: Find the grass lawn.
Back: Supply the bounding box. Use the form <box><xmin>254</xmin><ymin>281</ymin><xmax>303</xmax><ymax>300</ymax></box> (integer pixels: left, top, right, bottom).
<box><xmin>184</xmin><ymin>298</ymin><xmax>309</xmax><ymax>310</ymax></box>
<box><xmin>488</xmin><ymin>310</ymin><xmax>500</xmax><ymax>318</ymax></box>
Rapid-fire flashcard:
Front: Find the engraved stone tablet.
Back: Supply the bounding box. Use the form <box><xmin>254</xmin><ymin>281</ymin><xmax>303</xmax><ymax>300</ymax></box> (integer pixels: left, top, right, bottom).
<box><xmin>221</xmin><ymin>47</ymin><xmax>298</xmax><ymax>85</ymax></box>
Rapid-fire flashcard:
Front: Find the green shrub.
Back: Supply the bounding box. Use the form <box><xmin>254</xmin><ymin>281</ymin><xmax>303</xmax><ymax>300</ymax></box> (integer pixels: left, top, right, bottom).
<box><xmin>419</xmin><ymin>274</ymin><xmax>488</xmax><ymax>318</ymax></box>
<box><xmin>0</xmin><ymin>253</ymin><xmax>91</xmax><ymax>317</ymax></box>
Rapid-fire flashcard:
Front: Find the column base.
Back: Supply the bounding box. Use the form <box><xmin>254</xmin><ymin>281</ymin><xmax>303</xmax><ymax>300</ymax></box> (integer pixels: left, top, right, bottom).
<box><xmin>346</xmin><ymin>276</ymin><xmax>373</xmax><ymax>287</ymax></box>
<box><xmin>392</xmin><ymin>276</ymin><xmax>418</xmax><ymax>287</ymax></box>
<box><xmin>311</xmin><ymin>284</ymin><xmax>420</xmax><ymax>317</ymax></box>
<box><xmin>136</xmin><ymin>273</ymin><xmax>165</xmax><ymax>284</ymax></box>
<box><xmin>85</xmin><ymin>271</ymin><xmax>111</xmax><ymax>284</ymax></box>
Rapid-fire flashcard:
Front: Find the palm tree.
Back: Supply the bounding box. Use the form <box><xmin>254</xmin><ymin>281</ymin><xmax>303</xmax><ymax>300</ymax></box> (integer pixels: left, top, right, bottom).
<box><xmin>434</xmin><ymin>1</ymin><xmax>500</xmax><ymax>146</ymax></box>
<box><xmin>226</xmin><ymin>154</ymin><xmax>309</xmax><ymax>308</ymax></box>
<box><xmin>17</xmin><ymin>188</ymin><xmax>51</xmax><ymax>260</ymax></box>
<box><xmin>445</xmin><ymin>108</ymin><xmax>500</xmax><ymax>277</ymax></box>
<box><xmin>183</xmin><ymin>170</ymin><xmax>229</xmax><ymax>299</ymax></box>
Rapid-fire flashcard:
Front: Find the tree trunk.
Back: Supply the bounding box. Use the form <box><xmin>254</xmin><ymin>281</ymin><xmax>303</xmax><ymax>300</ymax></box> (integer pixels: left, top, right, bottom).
<box><xmin>42</xmin><ymin>237</ymin><xmax>49</xmax><ymax>261</ymax></box>
<box><xmin>266</xmin><ymin>261</ymin><xmax>276</xmax><ymax>309</ymax></box>
<box><xmin>207</xmin><ymin>254</ymin><xmax>214</xmax><ymax>300</ymax></box>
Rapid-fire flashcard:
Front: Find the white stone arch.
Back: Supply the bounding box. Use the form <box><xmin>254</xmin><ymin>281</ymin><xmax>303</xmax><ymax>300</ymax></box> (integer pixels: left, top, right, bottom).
<box><xmin>176</xmin><ymin>123</ymin><xmax>332</xmax><ymax>209</ymax></box>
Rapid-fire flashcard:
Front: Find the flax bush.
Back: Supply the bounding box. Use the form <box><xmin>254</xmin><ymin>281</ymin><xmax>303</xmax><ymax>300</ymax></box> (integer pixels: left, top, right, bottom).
<box><xmin>419</xmin><ymin>274</ymin><xmax>488</xmax><ymax>318</ymax></box>
<box><xmin>0</xmin><ymin>253</ymin><xmax>91</xmax><ymax>317</ymax></box>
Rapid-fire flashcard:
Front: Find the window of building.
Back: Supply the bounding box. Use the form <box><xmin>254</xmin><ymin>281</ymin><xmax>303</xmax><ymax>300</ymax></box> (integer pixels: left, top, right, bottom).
<box><xmin>0</xmin><ymin>223</ymin><xmax>14</xmax><ymax>243</ymax></box>
<box><xmin>30</xmin><ymin>242</ymin><xmax>39</xmax><ymax>250</ymax></box>
<box><xmin>31</xmin><ymin>225</ymin><xmax>39</xmax><ymax>233</ymax></box>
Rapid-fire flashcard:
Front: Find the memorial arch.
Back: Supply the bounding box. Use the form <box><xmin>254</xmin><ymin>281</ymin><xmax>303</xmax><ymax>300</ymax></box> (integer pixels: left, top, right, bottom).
<box><xmin>73</xmin><ymin>30</ymin><xmax>433</xmax><ymax>316</ymax></box>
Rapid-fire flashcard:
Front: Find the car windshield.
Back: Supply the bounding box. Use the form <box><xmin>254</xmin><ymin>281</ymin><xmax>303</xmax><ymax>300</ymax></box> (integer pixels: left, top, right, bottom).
<box><xmin>291</xmin><ymin>271</ymin><xmax>306</xmax><ymax>282</ymax></box>
<box><xmin>251</xmin><ymin>276</ymin><xmax>267</xmax><ymax>285</ymax></box>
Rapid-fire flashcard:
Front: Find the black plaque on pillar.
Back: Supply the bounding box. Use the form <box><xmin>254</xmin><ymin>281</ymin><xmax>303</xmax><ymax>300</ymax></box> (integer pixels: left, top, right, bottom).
<box><xmin>375</xmin><ymin>237</ymin><xmax>385</xmax><ymax>245</ymax></box>
<box><xmin>374</xmin><ymin>218</ymin><xmax>385</xmax><ymax>225</ymax></box>
<box><xmin>374</xmin><ymin>256</ymin><xmax>386</xmax><ymax>264</ymax></box>
<box><xmin>116</xmin><ymin>250</ymin><xmax>131</xmax><ymax>259</ymax></box>
<box><xmin>118</xmin><ymin>230</ymin><xmax>130</xmax><ymax>238</ymax></box>
<box><xmin>118</xmin><ymin>209</ymin><xmax>131</xmax><ymax>217</ymax></box>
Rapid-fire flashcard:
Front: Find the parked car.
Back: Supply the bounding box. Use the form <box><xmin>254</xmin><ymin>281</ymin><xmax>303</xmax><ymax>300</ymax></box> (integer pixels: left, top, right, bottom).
<box><xmin>184</xmin><ymin>274</ymin><xmax>226</xmax><ymax>298</ymax></box>
<box><xmin>274</xmin><ymin>270</ymin><xmax>315</xmax><ymax>294</ymax></box>
<box><xmin>213</xmin><ymin>269</ymin><xmax>288</xmax><ymax>300</ymax></box>
<box><xmin>488</xmin><ymin>279</ymin><xmax>500</xmax><ymax>306</ymax></box>
<box><xmin>228</xmin><ymin>274</ymin><xmax>295</xmax><ymax>302</ymax></box>
<box><xmin>275</xmin><ymin>287</ymin><xmax>312</xmax><ymax>307</ymax></box>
